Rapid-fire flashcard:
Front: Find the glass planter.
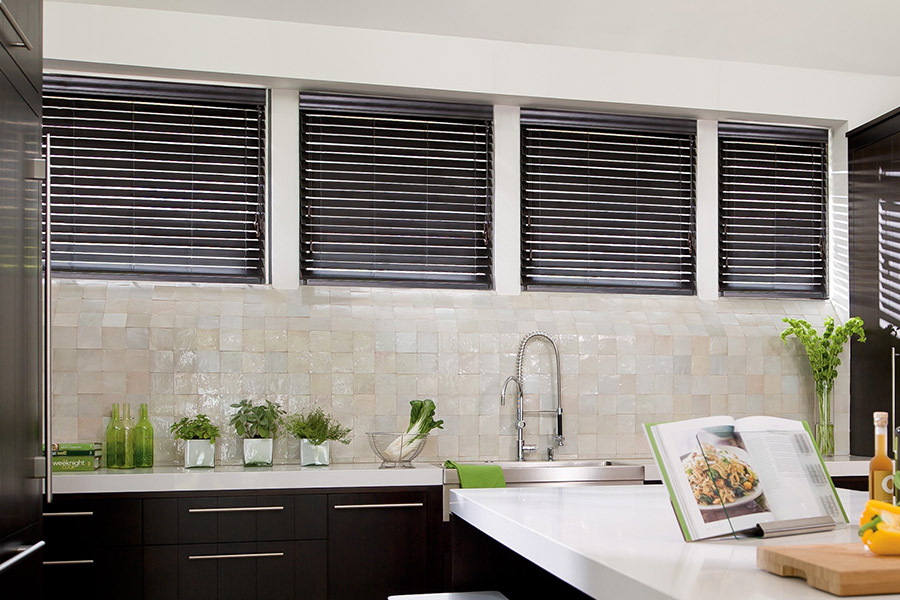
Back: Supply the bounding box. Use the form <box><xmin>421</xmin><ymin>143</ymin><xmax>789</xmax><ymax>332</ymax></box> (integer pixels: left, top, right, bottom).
<box><xmin>300</xmin><ymin>439</ymin><xmax>330</xmax><ymax>466</ymax></box>
<box><xmin>184</xmin><ymin>439</ymin><xmax>215</xmax><ymax>468</ymax></box>
<box><xmin>814</xmin><ymin>379</ymin><xmax>834</xmax><ymax>458</ymax></box>
<box><xmin>243</xmin><ymin>438</ymin><xmax>274</xmax><ymax>467</ymax></box>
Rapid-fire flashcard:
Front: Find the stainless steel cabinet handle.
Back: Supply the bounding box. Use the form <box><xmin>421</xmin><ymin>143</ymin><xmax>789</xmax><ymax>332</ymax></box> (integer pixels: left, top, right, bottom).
<box><xmin>0</xmin><ymin>1</ymin><xmax>32</xmax><ymax>50</ymax></box>
<box><xmin>43</xmin><ymin>559</ymin><xmax>94</xmax><ymax>566</ymax></box>
<box><xmin>0</xmin><ymin>541</ymin><xmax>45</xmax><ymax>574</ymax></box>
<box><xmin>188</xmin><ymin>506</ymin><xmax>284</xmax><ymax>514</ymax></box>
<box><xmin>43</xmin><ymin>511</ymin><xmax>93</xmax><ymax>518</ymax></box>
<box><xmin>188</xmin><ymin>552</ymin><xmax>284</xmax><ymax>561</ymax></box>
<box><xmin>333</xmin><ymin>502</ymin><xmax>424</xmax><ymax>510</ymax></box>
<box><xmin>42</xmin><ymin>135</ymin><xmax>52</xmax><ymax>504</ymax></box>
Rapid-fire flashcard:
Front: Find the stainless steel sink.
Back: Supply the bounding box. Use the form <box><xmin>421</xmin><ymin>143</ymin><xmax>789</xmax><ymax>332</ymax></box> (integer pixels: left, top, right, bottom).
<box><xmin>442</xmin><ymin>460</ymin><xmax>644</xmax><ymax>519</ymax></box>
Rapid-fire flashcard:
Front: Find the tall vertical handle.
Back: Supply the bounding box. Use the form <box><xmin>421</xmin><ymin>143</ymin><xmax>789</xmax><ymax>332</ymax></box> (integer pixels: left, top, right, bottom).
<box><xmin>893</xmin><ymin>347</ymin><xmax>897</xmax><ymax>460</ymax></box>
<box><xmin>41</xmin><ymin>135</ymin><xmax>52</xmax><ymax>503</ymax></box>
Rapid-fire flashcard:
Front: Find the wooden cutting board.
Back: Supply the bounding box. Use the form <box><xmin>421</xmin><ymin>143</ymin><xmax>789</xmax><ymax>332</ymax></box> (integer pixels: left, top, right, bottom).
<box><xmin>758</xmin><ymin>543</ymin><xmax>900</xmax><ymax>596</ymax></box>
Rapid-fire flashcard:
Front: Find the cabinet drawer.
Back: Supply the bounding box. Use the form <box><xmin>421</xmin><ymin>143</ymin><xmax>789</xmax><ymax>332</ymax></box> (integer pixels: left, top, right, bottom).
<box><xmin>43</xmin><ymin>546</ymin><xmax>141</xmax><ymax>599</ymax></box>
<box><xmin>144</xmin><ymin>495</ymin><xmax>297</xmax><ymax>545</ymax></box>
<box><xmin>328</xmin><ymin>491</ymin><xmax>429</xmax><ymax>600</ymax></box>
<box><xmin>43</xmin><ymin>496</ymin><xmax>141</xmax><ymax>555</ymax></box>
<box><xmin>143</xmin><ymin>540</ymin><xmax>316</xmax><ymax>600</ymax></box>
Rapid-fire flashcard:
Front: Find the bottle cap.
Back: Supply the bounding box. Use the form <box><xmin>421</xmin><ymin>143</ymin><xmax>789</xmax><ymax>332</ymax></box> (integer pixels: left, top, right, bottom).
<box><xmin>875</xmin><ymin>411</ymin><xmax>889</xmax><ymax>426</ymax></box>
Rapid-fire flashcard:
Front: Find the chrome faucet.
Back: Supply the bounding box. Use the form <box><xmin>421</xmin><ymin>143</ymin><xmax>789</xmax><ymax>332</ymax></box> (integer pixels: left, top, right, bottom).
<box><xmin>501</xmin><ymin>375</ymin><xmax>536</xmax><ymax>461</ymax></box>
<box><xmin>502</xmin><ymin>331</ymin><xmax>564</xmax><ymax>461</ymax></box>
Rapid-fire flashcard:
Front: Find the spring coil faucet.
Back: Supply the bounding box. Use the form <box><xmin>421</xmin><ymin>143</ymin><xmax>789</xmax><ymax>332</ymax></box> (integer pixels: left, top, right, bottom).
<box><xmin>502</xmin><ymin>331</ymin><xmax>564</xmax><ymax>461</ymax></box>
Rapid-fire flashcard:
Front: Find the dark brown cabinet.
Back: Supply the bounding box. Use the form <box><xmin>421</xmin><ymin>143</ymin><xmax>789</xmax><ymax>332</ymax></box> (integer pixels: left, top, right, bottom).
<box><xmin>849</xmin><ymin>108</ymin><xmax>900</xmax><ymax>454</ymax></box>
<box><xmin>43</xmin><ymin>486</ymin><xmax>441</xmax><ymax>600</ymax></box>
<box><xmin>0</xmin><ymin>0</ymin><xmax>42</xmax><ymax>589</ymax></box>
<box><xmin>328</xmin><ymin>490</ymin><xmax>441</xmax><ymax>600</ymax></box>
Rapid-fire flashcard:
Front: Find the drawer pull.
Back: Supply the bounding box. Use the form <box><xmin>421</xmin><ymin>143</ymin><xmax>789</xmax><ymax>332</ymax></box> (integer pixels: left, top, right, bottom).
<box><xmin>188</xmin><ymin>506</ymin><xmax>284</xmax><ymax>514</ymax></box>
<box><xmin>44</xmin><ymin>560</ymin><xmax>94</xmax><ymax>566</ymax></box>
<box><xmin>0</xmin><ymin>541</ymin><xmax>45</xmax><ymax>574</ymax></box>
<box><xmin>333</xmin><ymin>502</ymin><xmax>424</xmax><ymax>510</ymax></box>
<box><xmin>43</xmin><ymin>511</ymin><xmax>94</xmax><ymax>518</ymax></box>
<box><xmin>188</xmin><ymin>552</ymin><xmax>284</xmax><ymax>561</ymax></box>
<box><xmin>0</xmin><ymin>1</ymin><xmax>32</xmax><ymax>50</ymax></box>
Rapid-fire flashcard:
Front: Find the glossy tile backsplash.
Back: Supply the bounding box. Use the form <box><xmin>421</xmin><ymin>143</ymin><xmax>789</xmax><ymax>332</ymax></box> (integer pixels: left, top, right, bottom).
<box><xmin>50</xmin><ymin>281</ymin><xmax>847</xmax><ymax>465</ymax></box>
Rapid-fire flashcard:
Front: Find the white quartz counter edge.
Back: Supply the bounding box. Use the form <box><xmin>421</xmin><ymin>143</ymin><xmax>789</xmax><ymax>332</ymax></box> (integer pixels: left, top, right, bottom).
<box><xmin>450</xmin><ymin>486</ymin><xmax>879</xmax><ymax>600</ymax></box>
<box><xmin>53</xmin><ymin>463</ymin><xmax>443</xmax><ymax>494</ymax></box>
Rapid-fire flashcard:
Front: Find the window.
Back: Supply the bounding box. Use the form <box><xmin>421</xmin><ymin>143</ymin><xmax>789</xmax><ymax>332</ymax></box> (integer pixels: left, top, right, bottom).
<box><xmin>520</xmin><ymin>109</ymin><xmax>696</xmax><ymax>293</ymax></box>
<box><xmin>299</xmin><ymin>93</ymin><xmax>493</xmax><ymax>288</ymax></box>
<box><xmin>718</xmin><ymin>123</ymin><xmax>828</xmax><ymax>297</ymax></box>
<box><xmin>43</xmin><ymin>75</ymin><xmax>267</xmax><ymax>283</ymax></box>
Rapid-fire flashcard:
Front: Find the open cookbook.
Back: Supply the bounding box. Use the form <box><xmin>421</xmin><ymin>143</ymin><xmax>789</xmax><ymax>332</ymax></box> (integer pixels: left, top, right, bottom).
<box><xmin>645</xmin><ymin>416</ymin><xmax>848</xmax><ymax>541</ymax></box>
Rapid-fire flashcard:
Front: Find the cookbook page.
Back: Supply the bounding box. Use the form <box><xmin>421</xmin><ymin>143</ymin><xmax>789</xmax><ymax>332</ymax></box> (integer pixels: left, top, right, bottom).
<box><xmin>734</xmin><ymin>416</ymin><xmax>847</xmax><ymax>524</ymax></box>
<box><xmin>647</xmin><ymin>416</ymin><xmax>774</xmax><ymax>541</ymax></box>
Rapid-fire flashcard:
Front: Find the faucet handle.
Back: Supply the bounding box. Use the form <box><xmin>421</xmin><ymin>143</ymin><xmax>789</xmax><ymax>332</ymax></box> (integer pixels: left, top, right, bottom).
<box><xmin>522</xmin><ymin>443</ymin><xmax>537</xmax><ymax>454</ymax></box>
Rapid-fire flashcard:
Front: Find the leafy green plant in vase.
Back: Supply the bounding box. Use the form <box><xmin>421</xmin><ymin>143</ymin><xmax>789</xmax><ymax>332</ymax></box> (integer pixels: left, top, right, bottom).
<box><xmin>286</xmin><ymin>407</ymin><xmax>352</xmax><ymax>466</ymax></box>
<box><xmin>170</xmin><ymin>414</ymin><xmax>220</xmax><ymax>468</ymax></box>
<box><xmin>229</xmin><ymin>399</ymin><xmax>285</xmax><ymax>467</ymax></box>
<box><xmin>781</xmin><ymin>316</ymin><xmax>866</xmax><ymax>457</ymax></box>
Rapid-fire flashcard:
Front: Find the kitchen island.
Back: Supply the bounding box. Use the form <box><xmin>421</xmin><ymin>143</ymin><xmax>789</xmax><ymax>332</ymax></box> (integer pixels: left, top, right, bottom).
<box><xmin>450</xmin><ymin>485</ymin><xmax>878</xmax><ymax>600</ymax></box>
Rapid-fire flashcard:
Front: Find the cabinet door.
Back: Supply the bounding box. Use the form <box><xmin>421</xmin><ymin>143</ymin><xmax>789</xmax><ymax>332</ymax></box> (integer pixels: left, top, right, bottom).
<box><xmin>0</xmin><ymin>62</ymin><xmax>41</xmax><ymax>543</ymax></box>
<box><xmin>327</xmin><ymin>491</ymin><xmax>428</xmax><ymax>600</ymax></box>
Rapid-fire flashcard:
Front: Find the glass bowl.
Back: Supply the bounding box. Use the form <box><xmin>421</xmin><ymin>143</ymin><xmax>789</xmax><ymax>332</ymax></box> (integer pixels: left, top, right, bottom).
<box><xmin>367</xmin><ymin>432</ymin><xmax>427</xmax><ymax>468</ymax></box>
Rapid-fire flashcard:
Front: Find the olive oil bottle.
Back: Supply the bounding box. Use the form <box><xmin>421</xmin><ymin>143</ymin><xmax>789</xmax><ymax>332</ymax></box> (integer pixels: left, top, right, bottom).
<box><xmin>133</xmin><ymin>402</ymin><xmax>154</xmax><ymax>468</ymax></box>
<box><xmin>870</xmin><ymin>411</ymin><xmax>893</xmax><ymax>502</ymax></box>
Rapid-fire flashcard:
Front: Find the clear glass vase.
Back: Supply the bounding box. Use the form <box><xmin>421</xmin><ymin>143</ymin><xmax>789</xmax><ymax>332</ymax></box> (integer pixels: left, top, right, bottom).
<box><xmin>814</xmin><ymin>379</ymin><xmax>835</xmax><ymax>457</ymax></box>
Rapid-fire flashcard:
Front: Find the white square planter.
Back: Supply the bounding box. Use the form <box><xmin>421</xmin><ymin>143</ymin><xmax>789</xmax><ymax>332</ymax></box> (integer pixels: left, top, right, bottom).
<box><xmin>300</xmin><ymin>440</ymin><xmax>330</xmax><ymax>466</ymax></box>
<box><xmin>184</xmin><ymin>439</ymin><xmax>215</xmax><ymax>469</ymax></box>
<box><xmin>243</xmin><ymin>438</ymin><xmax>274</xmax><ymax>467</ymax></box>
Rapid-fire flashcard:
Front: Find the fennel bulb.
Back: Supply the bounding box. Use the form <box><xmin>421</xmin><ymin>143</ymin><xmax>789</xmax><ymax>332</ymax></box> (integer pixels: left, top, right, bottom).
<box><xmin>383</xmin><ymin>399</ymin><xmax>444</xmax><ymax>461</ymax></box>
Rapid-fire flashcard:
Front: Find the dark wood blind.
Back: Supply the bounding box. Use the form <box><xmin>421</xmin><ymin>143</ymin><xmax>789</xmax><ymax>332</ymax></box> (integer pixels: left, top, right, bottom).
<box><xmin>521</xmin><ymin>109</ymin><xmax>696</xmax><ymax>293</ymax></box>
<box><xmin>43</xmin><ymin>75</ymin><xmax>267</xmax><ymax>283</ymax></box>
<box><xmin>719</xmin><ymin>123</ymin><xmax>828</xmax><ymax>297</ymax></box>
<box><xmin>300</xmin><ymin>93</ymin><xmax>493</xmax><ymax>288</ymax></box>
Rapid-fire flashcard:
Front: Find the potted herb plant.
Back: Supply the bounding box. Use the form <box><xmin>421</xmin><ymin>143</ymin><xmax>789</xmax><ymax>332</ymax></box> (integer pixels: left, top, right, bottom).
<box><xmin>781</xmin><ymin>316</ymin><xmax>866</xmax><ymax>457</ymax></box>
<box><xmin>229</xmin><ymin>399</ymin><xmax>285</xmax><ymax>467</ymax></box>
<box><xmin>285</xmin><ymin>407</ymin><xmax>352</xmax><ymax>466</ymax></box>
<box><xmin>170</xmin><ymin>414</ymin><xmax>220</xmax><ymax>468</ymax></box>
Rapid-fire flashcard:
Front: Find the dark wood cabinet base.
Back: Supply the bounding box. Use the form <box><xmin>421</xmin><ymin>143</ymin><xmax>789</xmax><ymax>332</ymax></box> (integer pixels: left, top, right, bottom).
<box><xmin>451</xmin><ymin>516</ymin><xmax>591</xmax><ymax>600</ymax></box>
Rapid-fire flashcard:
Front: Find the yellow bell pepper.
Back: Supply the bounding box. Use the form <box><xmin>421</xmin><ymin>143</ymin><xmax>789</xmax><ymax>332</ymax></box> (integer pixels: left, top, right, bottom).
<box><xmin>859</xmin><ymin>500</ymin><xmax>900</xmax><ymax>555</ymax></box>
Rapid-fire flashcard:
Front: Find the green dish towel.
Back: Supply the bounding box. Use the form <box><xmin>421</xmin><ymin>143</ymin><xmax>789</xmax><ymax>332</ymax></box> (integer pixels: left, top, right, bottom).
<box><xmin>444</xmin><ymin>460</ymin><xmax>506</xmax><ymax>488</ymax></box>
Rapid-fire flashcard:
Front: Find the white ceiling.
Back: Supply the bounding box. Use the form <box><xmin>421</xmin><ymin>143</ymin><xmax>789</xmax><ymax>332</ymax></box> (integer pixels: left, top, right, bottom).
<box><xmin>53</xmin><ymin>0</ymin><xmax>897</xmax><ymax>77</ymax></box>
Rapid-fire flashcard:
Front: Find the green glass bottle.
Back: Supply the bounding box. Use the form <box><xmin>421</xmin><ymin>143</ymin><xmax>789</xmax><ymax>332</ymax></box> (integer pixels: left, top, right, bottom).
<box><xmin>134</xmin><ymin>402</ymin><xmax>154</xmax><ymax>468</ymax></box>
<box><xmin>119</xmin><ymin>403</ymin><xmax>136</xmax><ymax>469</ymax></box>
<box><xmin>105</xmin><ymin>403</ymin><xmax>122</xmax><ymax>469</ymax></box>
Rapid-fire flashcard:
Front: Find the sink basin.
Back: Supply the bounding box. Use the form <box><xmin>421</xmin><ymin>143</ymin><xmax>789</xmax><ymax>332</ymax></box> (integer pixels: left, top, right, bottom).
<box><xmin>442</xmin><ymin>459</ymin><xmax>644</xmax><ymax>520</ymax></box>
<box><xmin>442</xmin><ymin>459</ymin><xmax>644</xmax><ymax>485</ymax></box>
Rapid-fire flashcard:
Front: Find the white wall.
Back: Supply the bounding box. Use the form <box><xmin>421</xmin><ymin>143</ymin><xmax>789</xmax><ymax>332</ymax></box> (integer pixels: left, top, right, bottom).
<box><xmin>44</xmin><ymin>2</ymin><xmax>900</xmax><ymax>129</ymax></box>
<box><xmin>44</xmin><ymin>0</ymin><xmax>900</xmax><ymax>314</ymax></box>
<box><xmin>43</xmin><ymin>2</ymin><xmax>882</xmax><ymax>458</ymax></box>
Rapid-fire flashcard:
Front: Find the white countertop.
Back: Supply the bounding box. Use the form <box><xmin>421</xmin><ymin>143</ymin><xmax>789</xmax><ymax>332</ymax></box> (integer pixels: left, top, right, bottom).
<box><xmin>53</xmin><ymin>462</ymin><xmax>443</xmax><ymax>494</ymax></box>
<box><xmin>52</xmin><ymin>454</ymin><xmax>867</xmax><ymax>494</ymax></box>
<box><xmin>450</xmin><ymin>485</ymin><xmax>882</xmax><ymax>600</ymax></box>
